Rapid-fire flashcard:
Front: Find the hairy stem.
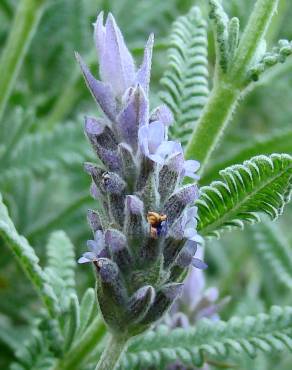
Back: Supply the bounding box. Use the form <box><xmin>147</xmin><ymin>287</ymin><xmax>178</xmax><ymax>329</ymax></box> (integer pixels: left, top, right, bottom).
<box><xmin>185</xmin><ymin>80</ymin><xmax>239</xmax><ymax>172</ymax></box>
<box><xmin>95</xmin><ymin>334</ymin><xmax>129</xmax><ymax>370</ymax></box>
<box><xmin>230</xmin><ymin>0</ymin><xmax>279</xmax><ymax>83</ymax></box>
<box><xmin>54</xmin><ymin>317</ymin><xmax>106</xmax><ymax>370</ymax></box>
<box><xmin>185</xmin><ymin>0</ymin><xmax>279</xmax><ymax>173</ymax></box>
<box><xmin>0</xmin><ymin>0</ymin><xmax>46</xmax><ymax>123</ymax></box>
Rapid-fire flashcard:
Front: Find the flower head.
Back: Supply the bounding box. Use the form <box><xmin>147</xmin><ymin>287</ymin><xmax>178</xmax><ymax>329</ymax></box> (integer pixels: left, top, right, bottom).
<box><xmin>77</xmin><ymin>12</ymin><xmax>202</xmax><ymax>335</ymax></box>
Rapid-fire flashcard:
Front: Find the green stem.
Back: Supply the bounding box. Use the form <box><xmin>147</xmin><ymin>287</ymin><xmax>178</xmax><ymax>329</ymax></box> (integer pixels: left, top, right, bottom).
<box><xmin>95</xmin><ymin>334</ymin><xmax>129</xmax><ymax>370</ymax></box>
<box><xmin>230</xmin><ymin>0</ymin><xmax>279</xmax><ymax>83</ymax></box>
<box><xmin>54</xmin><ymin>317</ymin><xmax>106</xmax><ymax>370</ymax></box>
<box><xmin>0</xmin><ymin>0</ymin><xmax>46</xmax><ymax>123</ymax></box>
<box><xmin>185</xmin><ymin>79</ymin><xmax>239</xmax><ymax>172</ymax></box>
<box><xmin>185</xmin><ymin>0</ymin><xmax>280</xmax><ymax>173</ymax></box>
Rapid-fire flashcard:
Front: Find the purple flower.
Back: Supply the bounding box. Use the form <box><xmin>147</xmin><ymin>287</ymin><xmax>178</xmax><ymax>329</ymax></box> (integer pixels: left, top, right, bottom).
<box><xmin>182</xmin><ymin>206</ymin><xmax>203</xmax><ymax>244</ymax></box>
<box><xmin>150</xmin><ymin>104</ymin><xmax>174</xmax><ymax>126</ymax></box>
<box><xmin>183</xmin><ymin>160</ymin><xmax>200</xmax><ymax>180</ymax></box>
<box><xmin>138</xmin><ymin>121</ymin><xmax>180</xmax><ymax>164</ymax></box>
<box><xmin>78</xmin><ymin>231</ymin><xmax>106</xmax><ymax>263</ymax></box>
<box><xmin>94</xmin><ymin>12</ymin><xmax>136</xmax><ymax>96</ymax></box>
<box><xmin>77</xmin><ymin>12</ymin><xmax>203</xmax><ymax>336</ymax></box>
<box><xmin>167</xmin><ymin>247</ymin><xmax>222</xmax><ymax>326</ymax></box>
<box><xmin>94</xmin><ymin>12</ymin><xmax>154</xmax><ymax>98</ymax></box>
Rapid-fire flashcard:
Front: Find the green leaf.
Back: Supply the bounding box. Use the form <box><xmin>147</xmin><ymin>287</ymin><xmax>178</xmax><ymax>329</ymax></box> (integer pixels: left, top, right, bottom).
<box><xmin>121</xmin><ymin>306</ymin><xmax>292</xmax><ymax>369</ymax></box>
<box><xmin>209</xmin><ymin>0</ymin><xmax>229</xmax><ymax>72</ymax></box>
<box><xmin>45</xmin><ymin>230</ymin><xmax>76</xmax><ymax>311</ymax></box>
<box><xmin>197</xmin><ymin>154</ymin><xmax>292</xmax><ymax>238</ymax></box>
<box><xmin>64</xmin><ymin>294</ymin><xmax>80</xmax><ymax>351</ymax></box>
<box><xmin>0</xmin><ymin>122</ymin><xmax>91</xmax><ymax>185</ymax></box>
<box><xmin>251</xmin><ymin>221</ymin><xmax>292</xmax><ymax>290</ymax></box>
<box><xmin>160</xmin><ymin>6</ymin><xmax>209</xmax><ymax>146</ymax></box>
<box><xmin>10</xmin><ymin>322</ymin><xmax>57</xmax><ymax>370</ymax></box>
<box><xmin>78</xmin><ymin>288</ymin><xmax>96</xmax><ymax>336</ymax></box>
<box><xmin>0</xmin><ymin>192</ymin><xmax>60</xmax><ymax>319</ymax></box>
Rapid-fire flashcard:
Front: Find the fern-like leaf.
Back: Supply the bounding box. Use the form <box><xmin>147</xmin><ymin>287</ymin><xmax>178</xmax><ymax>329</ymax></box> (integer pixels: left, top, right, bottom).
<box><xmin>160</xmin><ymin>6</ymin><xmax>209</xmax><ymax>146</ymax></box>
<box><xmin>64</xmin><ymin>294</ymin><xmax>80</xmax><ymax>351</ymax></box>
<box><xmin>251</xmin><ymin>221</ymin><xmax>292</xmax><ymax>290</ymax></box>
<box><xmin>45</xmin><ymin>230</ymin><xmax>76</xmax><ymax>311</ymax></box>
<box><xmin>0</xmin><ymin>193</ymin><xmax>60</xmax><ymax>319</ymax></box>
<box><xmin>197</xmin><ymin>154</ymin><xmax>292</xmax><ymax>238</ymax></box>
<box><xmin>121</xmin><ymin>306</ymin><xmax>292</xmax><ymax>369</ymax></box>
<box><xmin>78</xmin><ymin>288</ymin><xmax>96</xmax><ymax>336</ymax></box>
<box><xmin>10</xmin><ymin>326</ymin><xmax>56</xmax><ymax>370</ymax></box>
<box><xmin>0</xmin><ymin>123</ymin><xmax>91</xmax><ymax>185</ymax></box>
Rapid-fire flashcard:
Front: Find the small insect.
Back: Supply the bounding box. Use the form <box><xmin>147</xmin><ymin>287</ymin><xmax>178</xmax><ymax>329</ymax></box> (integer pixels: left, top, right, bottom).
<box><xmin>147</xmin><ymin>211</ymin><xmax>168</xmax><ymax>239</ymax></box>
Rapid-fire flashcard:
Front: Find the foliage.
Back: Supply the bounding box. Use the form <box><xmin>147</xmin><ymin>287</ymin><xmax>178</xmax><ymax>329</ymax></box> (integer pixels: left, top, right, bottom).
<box><xmin>160</xmin><ymin>6</ymin><xmax>209</xmax><ymax>146</ymax></box>
<box><xmin>120</xmin><ymin>306</ymin><xmax>292</xmax><ymax>369</ymax></box>
<box><xmin>0</xmin><ymin>0</ymin><xmax>292</xmax><ymax>370</ymax></box>
<box><xmin>197</xmin><ymin>154</ymin><xmax>292</xmax><ymax>238</ymax></box>
<box><xmin>251</xmin><ymin>221</ymin><xmax>292</xmax><ymax>290</ymax></box>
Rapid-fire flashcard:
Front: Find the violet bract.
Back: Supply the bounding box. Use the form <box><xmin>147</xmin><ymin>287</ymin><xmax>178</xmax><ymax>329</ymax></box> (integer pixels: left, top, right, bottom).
<box><xmin>76</xmin><ymin>12</ymin><xmax>205</xmax><ymax>337</ymax></box>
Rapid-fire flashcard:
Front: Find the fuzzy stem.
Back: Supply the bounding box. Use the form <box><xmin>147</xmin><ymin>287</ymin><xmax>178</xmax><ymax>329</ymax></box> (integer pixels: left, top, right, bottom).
<box><xmin>0</xmin><ymin>0</ymin><xmax>46</xmax><ymax>123</ymax></box>
<box><xmin>54</xmin><ymin>317</ymin><xmax>106</xmax><ymax>370</ymax></box>
<box><xmin>185</xmin><ymin>0</ymin><xmax>279</xmax><ymax>173</ymax></box>
<box><xmin>230</xmin><ymin>0</ymin><xmax>279</xmax><ymax>83</ymax></box>
<box><xmin>185</xmin><ymin>79</ymin><xmax>239</xmax><ymax>172</ymax></box>
<box><xmin>95</xmin><ymin>334</ymin><xmax>129</xmax><ymax>370</ymax></box>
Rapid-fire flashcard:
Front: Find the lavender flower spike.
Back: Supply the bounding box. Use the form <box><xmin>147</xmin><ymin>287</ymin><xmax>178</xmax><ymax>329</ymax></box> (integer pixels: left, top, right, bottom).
<box><xmin>77</xmin><ymin>12</ymin><xmax>202</xmax><ymax>336</ymax></box>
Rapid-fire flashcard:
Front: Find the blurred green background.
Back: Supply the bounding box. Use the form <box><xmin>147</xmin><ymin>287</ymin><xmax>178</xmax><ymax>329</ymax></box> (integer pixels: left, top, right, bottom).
<box><xmin>0</xmin><ymin>0</ymin><xmax>291</xmax><ymax>368</ymax></box>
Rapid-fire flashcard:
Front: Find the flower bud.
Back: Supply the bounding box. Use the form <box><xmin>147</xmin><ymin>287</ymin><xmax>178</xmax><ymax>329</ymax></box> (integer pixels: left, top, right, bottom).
<box><xmin>163</xmin><ymin>184</ymin><xmax>199</xmax><ymax>225</ymax></box>
<box><xmin>105</xmin><ymin>229</ymin><xmax>132</xmax><ymax>271</ymax></box>
<box><xmin>158</xmin><ymin>152</ymin><xmax>184</xmax><ymax>203</ymax></box>
<box><xmin>141</xmin><ymin>283</ymin><xmax>183</xmax><ymax>325</ymax></box>
<box><xmin>127</xmin><ymin>285</ymin><xmax>155</xmax><ymax>324</ymax></box>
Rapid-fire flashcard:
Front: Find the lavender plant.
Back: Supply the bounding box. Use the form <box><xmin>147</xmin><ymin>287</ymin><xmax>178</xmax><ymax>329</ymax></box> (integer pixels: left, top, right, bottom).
<box><xmin>1</xmin><ymin>1</ymin><xmax>292</xmax><ymax>370</ymax></box>
<box><xmin>75</xmin><ymin>12</ymin><xmax>206</xmax><ymax>369</ymax></box>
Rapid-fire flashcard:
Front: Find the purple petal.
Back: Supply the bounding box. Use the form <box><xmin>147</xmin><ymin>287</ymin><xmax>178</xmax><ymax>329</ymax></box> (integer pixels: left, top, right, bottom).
<box><xmin>147</xmin><ymin>121</ymin><xmax>165</xmax><ymax>154</ymax></box>
<box><xmin>75</xmin><ymin>52</ymin><xmax>117</xmax><ymax>121</ymax></box>
<box><xmin>184</xmin><ymin>228</ymin><xmax>198</xmax><ymax>239</ymax></box>
<box><xmin>183</xmin><ymin>160</ymin><xmax>200</xmax><ymax>180</ymax></box>
<box><xmin>125</xmin><ymin>195</ymin><xmax>144</xmax><ymax>214</ymax></box>
<box><xmin>84</xmin><ymin>116</ymin><xmax>105</xmax><ymax>135</ymax></box>
<box><xmin>190</xmin><ymin>234</ymin><xmax>204</xmax><ymax>244</ymax></box>
<box><xmin>78</xmin><ymin>251</ymin><xmax>96</xmax><ymax>264</ymax></box>
<box><xmin>148</xmin><ymin>153</ymin><xmax>164</xmax><ymax>164</ymax></box>
<box><xmin>138</xmin><ymin>125</ymin><xmax>150</xmax><ymax>156</ymax></box>
<box><xmin>94</xmin><ymin>12</ymin><xmax>106</xmax><ymax>58</ymax></box>
<box><xmin>78</xmin><ymin>256</ymin><xmax>91</xmax><ymax>264</ymax></box>
<box><xmin>192</xmin><ymin>258</ymin><xmax>208</xmax><ymax>270</ymax></box>
<box><xmin>87</xmin><ymin>209</ymin><xmax>103</xmax><ymax>233</ymax></box>
<box><xmin>117</xmin><ymin>85</ymin><xmax>149</xmax><ymax>151</ymax></box>
<box><xmin>101</xmin><ymin>13</ymin><xmax>135</xmax><ymax>95</ymax></box>
<box><xmin>90</xmin><ymin>182</ymin><xmax>100</xmax><ymax>199</ymax></box>
<box><xmin>136</xmin><ymin>34</ymin><xmax>154</xmax><ymax>95</ymax></box>
<box><xmin>105</xmin><ymin>229</ymin><xmax>126</xmax><ymax>252</ymax></box>
<box><xmin>87</xmin><ymin>240</ymin><xmax>99</xmax><ymax>253</ymax></box>
<box><xmin>155</xmin><ymin>140</ymin><xmax>182</xmax><ymax>159</ymax></box>
<box><xmin>165</xmin><ymin>152</ymin><xmax>184</xmax><ymax>174</ymax></box>
<box><xmin>181</xmin><ymin>266</ymin><xmax>205</xmax><ymax>308</ymax></box>
<box><xmin>150</xmin><ymin>104</ymin><xmax>173</xmax><ymax>126</ymax></box>
<box><xmin>94</xmin><ymin>230</ymin><xmax>105</xmax><ymax>248</ymax></box>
